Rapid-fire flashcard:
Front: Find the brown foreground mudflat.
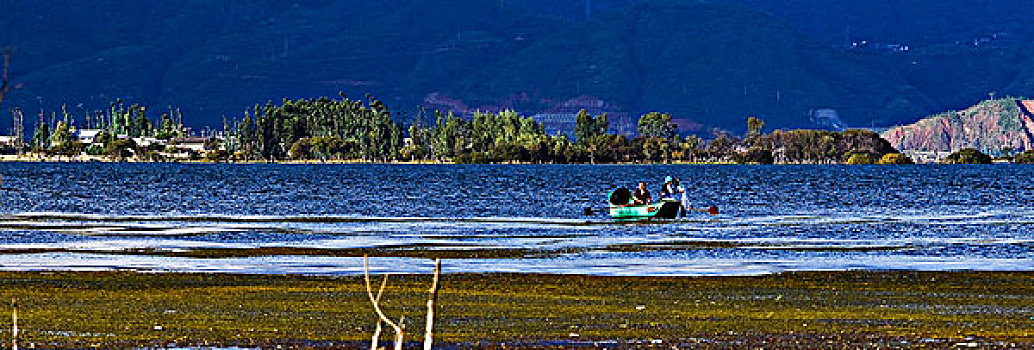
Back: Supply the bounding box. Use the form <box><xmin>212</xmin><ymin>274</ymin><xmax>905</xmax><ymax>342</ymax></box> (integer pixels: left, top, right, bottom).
<box><xmin>0</xmin><ymin>271</ymin><xmax>1031</xmax><ymax>348</ymax></box>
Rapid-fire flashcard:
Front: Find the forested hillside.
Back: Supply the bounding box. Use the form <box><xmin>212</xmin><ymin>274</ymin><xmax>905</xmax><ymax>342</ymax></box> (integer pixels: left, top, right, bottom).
<box><xmin>2</xmin><ymin>0</ymin><xmax>1033</xmax><ymax>135</ymax></box>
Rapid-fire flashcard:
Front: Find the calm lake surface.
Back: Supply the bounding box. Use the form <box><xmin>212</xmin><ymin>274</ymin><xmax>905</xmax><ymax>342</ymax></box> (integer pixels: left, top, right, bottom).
<box><xmin>0</xmin><ymin>163</ymin><xmax>1032</xmax><ymax>276</ymax></box>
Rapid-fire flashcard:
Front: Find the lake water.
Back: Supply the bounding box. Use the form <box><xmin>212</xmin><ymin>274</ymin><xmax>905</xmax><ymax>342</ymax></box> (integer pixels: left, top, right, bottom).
<box><xmin>0</xmin><ymin>163</ymin><xmax>1032</xmax><ymax>276</ymax></box>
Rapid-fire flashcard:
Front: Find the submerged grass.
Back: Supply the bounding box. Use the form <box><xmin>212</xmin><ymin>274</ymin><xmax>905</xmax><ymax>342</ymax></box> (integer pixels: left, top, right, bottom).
<box><xmin>0</xmin><ymin>271</ymin><xmax>1030</xmax><ymax>347</ymax></box>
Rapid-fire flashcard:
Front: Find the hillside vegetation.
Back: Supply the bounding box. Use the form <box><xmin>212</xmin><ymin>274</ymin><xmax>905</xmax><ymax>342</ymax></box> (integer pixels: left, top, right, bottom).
<box><xmin>2</xmin><ymin>0</ymin><xmax>1034</xmax><ymax>134</ymax></box>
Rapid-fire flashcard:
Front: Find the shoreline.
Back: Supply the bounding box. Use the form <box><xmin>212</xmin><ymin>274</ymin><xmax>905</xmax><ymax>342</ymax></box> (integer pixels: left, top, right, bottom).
<box><xmin>0</xmin><ymin>157</ymin><xmax>979</xmax><ymax>165</ymax></box>
<box><xmin>0</xmin><ymin>154</ymin><xmax>732</xmax><ymax>165</ymax></box>
<box><xmin>0</xmin><ymin>270</ymin><xmax>1030</xmax><ymax>348</ymax></box>
<box><xmin>0</xmin><ymin>153</ymin><xmax>1016</xmax><ymax>165</ymax></box>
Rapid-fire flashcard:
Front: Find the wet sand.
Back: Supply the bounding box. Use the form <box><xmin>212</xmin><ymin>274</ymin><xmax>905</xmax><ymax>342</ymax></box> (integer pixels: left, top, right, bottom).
<box><xmin>0</xmin><ymin>271</ymin><xmax>1031</xmax><ymax>348</ymax></box>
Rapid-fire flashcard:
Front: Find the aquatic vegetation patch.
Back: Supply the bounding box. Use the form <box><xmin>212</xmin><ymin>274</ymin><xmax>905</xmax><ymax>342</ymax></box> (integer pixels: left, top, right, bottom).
<box><xmin>0</xmin><ymin>271</ymin><xmax>1029</xmax><ymax>347</ymax></box>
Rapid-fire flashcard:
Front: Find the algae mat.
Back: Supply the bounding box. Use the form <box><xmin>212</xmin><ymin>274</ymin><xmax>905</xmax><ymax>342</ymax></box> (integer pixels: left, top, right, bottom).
<box><xmin>0</xmin><ymin>271</ymin><xmax>1030</xmax><ymax>348</ymax></box>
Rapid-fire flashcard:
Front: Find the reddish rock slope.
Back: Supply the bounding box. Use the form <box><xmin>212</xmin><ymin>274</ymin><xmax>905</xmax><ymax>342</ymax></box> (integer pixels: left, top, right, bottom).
<box><xmin>881</xmin><ymin>99</ymin><xmax>1034</xmax><ymax>153</ymax></box>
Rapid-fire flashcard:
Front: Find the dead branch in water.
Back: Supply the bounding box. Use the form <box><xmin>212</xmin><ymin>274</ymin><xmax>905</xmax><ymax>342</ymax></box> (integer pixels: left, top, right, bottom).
<box><xmin>363</xmin><ymin>255</ymin><xmax>404</xmax><ymax>350</ymax></box>
<box><xmin>370</xmin><ymin>274</ymin><xmax>388</xmax><ymax>350</ymax></box>
<box><xmin>11</xmin><ymin>298</ymin><xmax>18</xmax><ymax>350</ymax></box>
<box><xmin>424</xmin><ymin>258</ymin><xmax>441</xmax><ymax>350</ymax></box>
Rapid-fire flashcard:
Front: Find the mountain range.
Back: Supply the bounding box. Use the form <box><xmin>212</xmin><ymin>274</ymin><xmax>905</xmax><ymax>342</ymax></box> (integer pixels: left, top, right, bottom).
<box><xmin>2</xmin><ymin>0</ymin><xmax>1034</xmax><ymax>135</ymax></box>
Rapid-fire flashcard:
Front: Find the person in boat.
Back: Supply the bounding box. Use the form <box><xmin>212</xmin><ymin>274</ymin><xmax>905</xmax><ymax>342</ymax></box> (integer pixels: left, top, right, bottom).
<box><xmin>632</xmin><ymin>181</ymin><xmax>651</xmax><ymax>205</ymax></box>
<box><xmin>675</xmin><ymin>178</ymin><xmax>688</xmax><ymax>217</ymax></box>
<box><xmin>660</xmin><ymin>176</ymin><xmax>677</xmax><ymax>200</ymax></box>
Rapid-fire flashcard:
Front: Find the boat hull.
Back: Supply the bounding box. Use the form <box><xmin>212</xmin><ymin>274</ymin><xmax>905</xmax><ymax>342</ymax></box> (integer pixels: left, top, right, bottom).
<box><xmin>609</xmin><ymin>200</ymin><xmax>681</xmax><ymax>220</ymax></box>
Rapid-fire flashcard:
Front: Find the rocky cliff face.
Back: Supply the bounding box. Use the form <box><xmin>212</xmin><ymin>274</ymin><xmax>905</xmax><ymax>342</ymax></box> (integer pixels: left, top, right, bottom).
<box><xmin>881</xmin><ymin>99</ymin><xmax>1034</xmax><ymax>154</ymax></box>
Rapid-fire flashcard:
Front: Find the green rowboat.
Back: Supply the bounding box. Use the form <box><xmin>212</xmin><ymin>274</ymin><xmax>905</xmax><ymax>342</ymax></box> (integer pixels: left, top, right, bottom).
<box><xmin>607</xmin><ymin>187</ymin><xmax>681</xmax><ymax>220</ymax></box>
<box><xmin>609</xmin><ymin>199</ymin><xmax>681</xmax><ymax>220</ymax></box>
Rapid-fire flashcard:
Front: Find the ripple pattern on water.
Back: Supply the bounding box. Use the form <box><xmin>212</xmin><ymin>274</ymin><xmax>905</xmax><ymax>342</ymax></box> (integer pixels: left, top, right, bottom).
<box><xmin>1</xmin><ymin>163</ymin><xmax>1033</xmax><ymax>275</ymax></box>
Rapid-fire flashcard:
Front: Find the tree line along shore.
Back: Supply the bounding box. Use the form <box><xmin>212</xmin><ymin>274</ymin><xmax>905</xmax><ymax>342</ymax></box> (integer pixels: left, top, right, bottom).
<box><xmin>1</xmin><ymin>94</ymin><xmax>1029</xmax><ymax>165</ymax></box>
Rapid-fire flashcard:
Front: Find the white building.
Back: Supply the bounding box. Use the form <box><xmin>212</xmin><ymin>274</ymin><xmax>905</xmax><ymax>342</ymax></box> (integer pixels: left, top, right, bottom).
<box><xmin>170</xmin><ymin>137</ymin><xmax>209</xmax><ymax>152</ymax></box>
<box><xmin>0</xmin><ymin>136</ymin><xmax>17</xmax><ymax>146</ymax></box>
<box><xmin>132</xmin><ymin>137</ymin><xmax>161</xmax><ymax>147</ymax></box>
<box><xmin>76</xmin><ymin>129</ymin><xmax>103</xmax><ymax>144</ymax></box>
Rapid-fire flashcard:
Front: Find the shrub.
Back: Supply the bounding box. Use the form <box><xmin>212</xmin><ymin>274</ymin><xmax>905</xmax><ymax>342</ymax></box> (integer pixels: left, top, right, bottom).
<box><xmin>845</xmin><ymin>152</ymin><xmax>876</xmax><ymax>165</ymax></box>
<box><xmin>85</xmin><ymin>144</ymin><xmax>106</xmax><ymax>156</ymax></box>
<box><xmin>734</xmin><ymin>148</ymin><xmax>774</xmax><ymax>164</ymax></box>
<box><xmin>877</xmin><ymin>153</ymin><xmax>915</xmax><ymax>165</ymax></box>
<box><xmin>1014</xmin><ymin>150</ymin><xmax>1034</xmax><ymax>164</ymax></box>
<box><xmin>943</xmin><ymin>148</ymin><xmax>993</xmax><ymax>164</ymax></box>
<box><xmin>205</xmin><ymin>150</ymin><xmax>229</xmax><ymax>162</ymax></box>
<box><xmin>105</xmin><ymin>138</ymin><xmax>138</xmax><ymax>161</ymax></box>
<box><xmin>288</xmin><ymin>139</ymin><xmax>312</xmax><ymax>160</ymax></box>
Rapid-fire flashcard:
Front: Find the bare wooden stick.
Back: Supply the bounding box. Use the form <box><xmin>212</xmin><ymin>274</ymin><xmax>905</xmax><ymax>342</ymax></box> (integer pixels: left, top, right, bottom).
<box><xmin>11</xmin><ymin>298</ymin><xmax>18</xmax><ymax>350</ymax></box>
<box><xmin>370</xmin><ymin>321</ymin><xmax>382</xmax><ymax>350</ymax></box>
<box><xmin>363</xmin><ymin>256</ymin><xmax>404</xmax><ymax>350</ymax></box>
<box><xmin>370</xmin><ymin>274</ymin><xmax>388</xmax><ymax>350</ymax></box>
<box><xmin>423</xmin><ymin>258</ymin><xmax>441</xmax><ymax>350</ymax></box>
<box><xmin>395</xmin><ymin>316</ymin><xmax>405</xmax><ymax>350</ymax></box>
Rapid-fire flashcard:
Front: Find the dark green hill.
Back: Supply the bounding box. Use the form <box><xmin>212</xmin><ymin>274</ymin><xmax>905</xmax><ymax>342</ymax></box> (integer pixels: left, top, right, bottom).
<box><xmin>717</xmin><ymin>0</ymin><xmax>1034</xmax><ymax>46</ymax></box>
<box><xmin>2</xmin><ymin>0</ymin><xmax>1034</xmax><ymax>136</ymax></box>
<box><xmin>2</xmin><ymin>0</ymin><xmax>559</xmax><ymax>126</ymax></box>
<box><xmin>451</xmin><ymin>1</ymin><xmax>936</xmax><ymax>131</ymax></box>
<box><xmin>717</xmin><ymin>0</ymin><xmax>1034</xmax><ymax>119</ymax></box>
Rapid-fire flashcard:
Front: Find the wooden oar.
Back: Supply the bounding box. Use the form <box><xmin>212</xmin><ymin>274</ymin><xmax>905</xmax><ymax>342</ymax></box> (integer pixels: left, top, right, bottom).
<box><xmin>687</xmin><ymin>206</ymin><xmax>720</xmax><ymax>215</ymax></box>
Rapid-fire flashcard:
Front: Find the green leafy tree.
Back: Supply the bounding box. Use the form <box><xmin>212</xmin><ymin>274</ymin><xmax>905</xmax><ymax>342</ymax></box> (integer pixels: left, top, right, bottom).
<box><xmin>50</xmin><ymin>121</ymin><xmax>74</xmax><ymax>147</ymax></box>
<box><xmin>574</xmin><ymin>110</ymin><xmax>608</xmax><ymax>143</ymax></box>
<box><xmin>677</xmin><ymin>135</ymin><xmax>703</xmax><ymax>162</ymax></box>
<box><xmin>50</xmin><ymin>121</ymin><xmax>84</xmax><ymax>157</ymax></box>
<box><xmin>30</xmin><ymin>121</ymin><xmax>50</xmax><ymax>153</ymax></box>
<box><xmin>637</xmin><ymin>112</ymin><xmax>676</xmax><ymax>140</ymax></box>
<box><xmin>549</xmin><ymin>133</ymin><xmax>574</xmax><ymax>163</ymax></box>
<box><xmin>641</xmin><ymin>137</ymin><xmax>665</xmax><ymax>163</ymax></box>
<box><xmin>707</xmin><ymin>130</ymin><xmax>735</xmax><ymax>162</ymax></box>
<box><xmin>156</xmin><ymin>113</ymin><xmax>180</xmax><ymax>140</ymax></box>
<box><xmin>574</xmin><ymin>110</ymin><xmax>609</xmax><ymax>163</ymax></box>
<box><xmin>746</xmin><ymin>117</ymin><xmax>764</xmax><ymax>145</ymax></box>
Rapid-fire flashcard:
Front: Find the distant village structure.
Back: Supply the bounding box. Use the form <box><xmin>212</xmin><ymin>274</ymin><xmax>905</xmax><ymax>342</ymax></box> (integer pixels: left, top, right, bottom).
<box><xmin>0</xmin><ymin>121</ymin><xmax>221</xmax><ymax>160</ymax></box>
<box><xmin>0</xmin><ymin>136</ymin><xmax>16</xmax><ymax>148</ymax></box>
